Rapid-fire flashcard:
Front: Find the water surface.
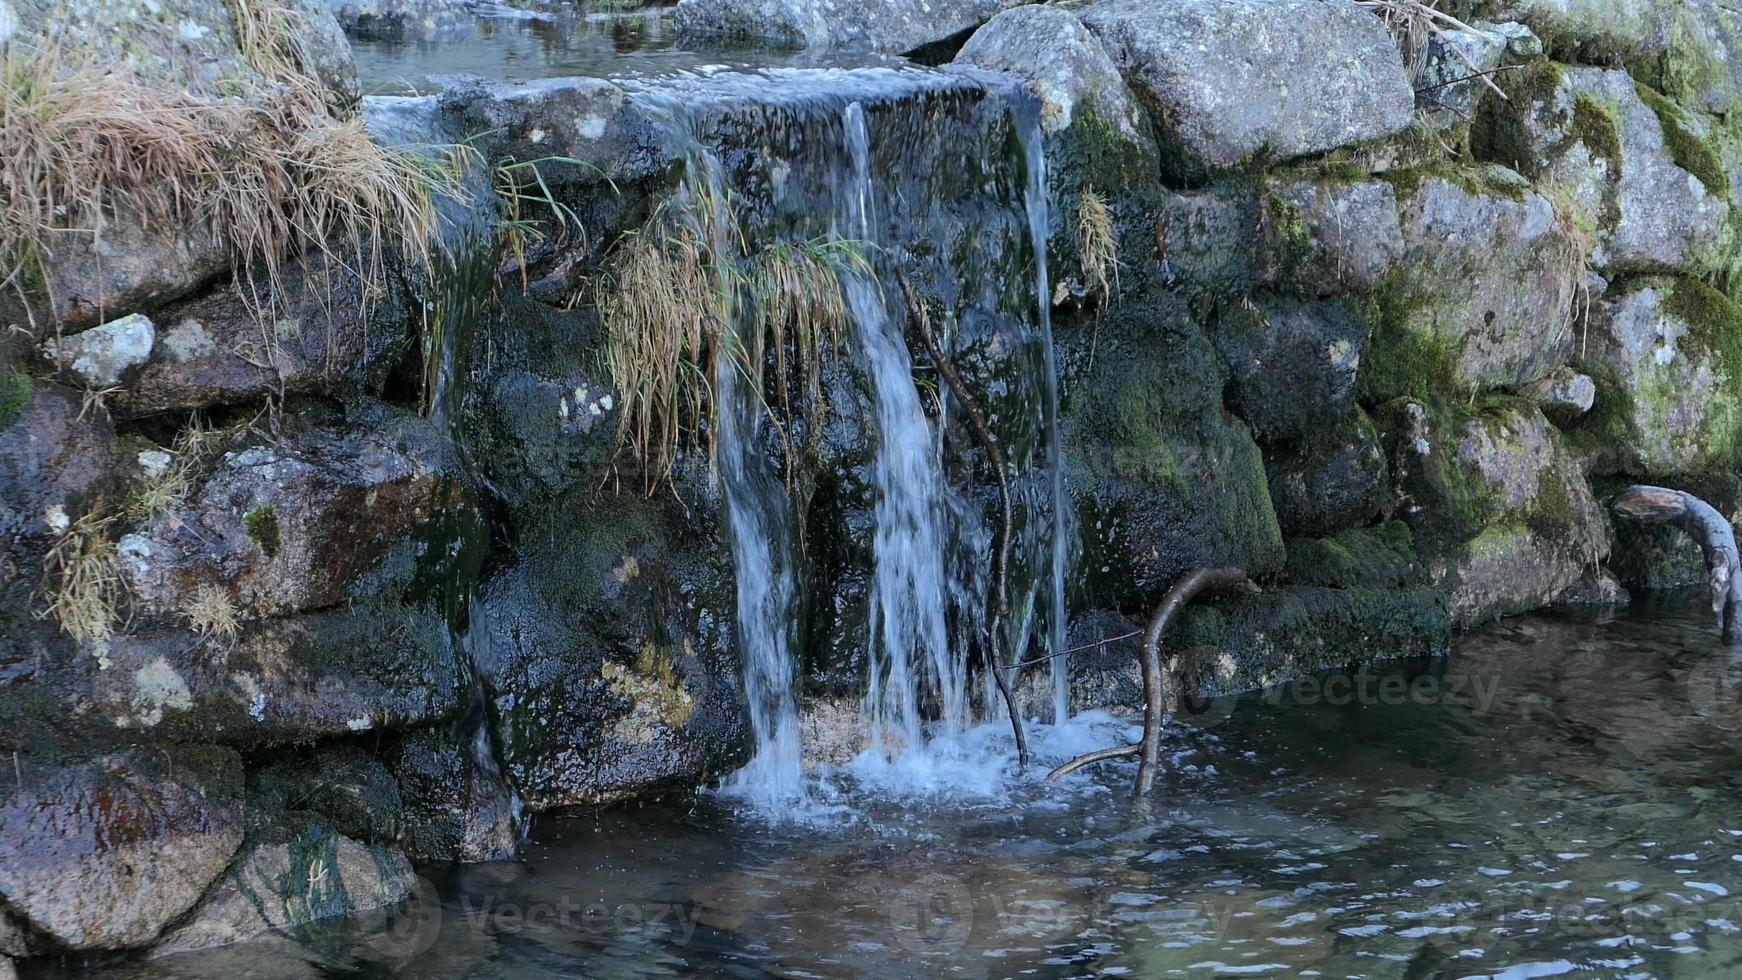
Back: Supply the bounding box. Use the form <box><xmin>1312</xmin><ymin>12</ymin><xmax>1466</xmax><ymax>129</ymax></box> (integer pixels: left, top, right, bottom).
<box><xmin>59</xmin><ymin>594</ymin><xmax>1742</xmax><ymax>978</ymax></box>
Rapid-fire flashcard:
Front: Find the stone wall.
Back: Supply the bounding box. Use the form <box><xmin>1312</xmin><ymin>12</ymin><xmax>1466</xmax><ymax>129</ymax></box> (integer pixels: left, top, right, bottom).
<box><xmin>4</xmin><ymin>0</ymin><xmax>1742</xmax><ymax>965</ymax></box>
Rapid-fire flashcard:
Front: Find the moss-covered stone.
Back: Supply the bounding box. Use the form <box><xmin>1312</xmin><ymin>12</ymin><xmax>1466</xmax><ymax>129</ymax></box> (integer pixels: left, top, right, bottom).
<box><xmin>1284</xmin><ymin>522</ymin><xmax>1424</xmax><ymax>591</ymax></box>
<box><xmin>244</xmin><ymin>506</ymin><xmax>281</xmax><ymax>558</ymax></box>
<box><xmin>1633</xmin><ymin>80</ymin><xmax>1729</xmax><ymax>198</ymax></box>
<box><xmin>0</xmin><ymin>370</ymin><xmax>30</xmax><ymax>432</ymax></box>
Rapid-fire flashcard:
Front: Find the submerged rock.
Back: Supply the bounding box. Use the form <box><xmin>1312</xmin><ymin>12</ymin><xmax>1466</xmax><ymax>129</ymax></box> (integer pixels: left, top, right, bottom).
<box><xmin>1079</xmin><ymin>0</ymin><xmax>1414</xmax><ymax>183</ymax></box>
<box><xmin>155</xmin><ymin>814</ymin><xmax>415</xmax><ymax>956</ymax></box>
<box><xmin>0</xmin><ymin>746</ymin><xmax>243</xmax><ymax>951</ymax></box>
<box><xmin>674</xmin><ymin>0</ymin><xmax>1017</xmax><ymax>53</ymax></box>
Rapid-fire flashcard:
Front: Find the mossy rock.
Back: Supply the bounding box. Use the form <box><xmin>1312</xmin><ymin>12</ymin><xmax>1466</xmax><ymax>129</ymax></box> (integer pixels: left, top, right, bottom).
<box><xmin>1284</xmin><ymin>522</ymin><xmax>1425</xmax><ymax>592</ymax></box>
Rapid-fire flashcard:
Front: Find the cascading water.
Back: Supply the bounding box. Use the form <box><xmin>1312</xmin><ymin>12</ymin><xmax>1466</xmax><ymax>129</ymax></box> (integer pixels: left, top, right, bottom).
<box><xmin>619</xmin><ymin>67</ymin><xmax>1077</xmax><ymax>808</ymax></box>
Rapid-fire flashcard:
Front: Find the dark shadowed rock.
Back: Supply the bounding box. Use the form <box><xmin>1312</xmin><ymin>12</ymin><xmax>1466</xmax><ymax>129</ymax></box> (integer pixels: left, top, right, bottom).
<box><xmin>674</xmin><ymin>0</ymin><xmax>1018</xmax><ymax>53</ymax></box>
<box><xmin>474</xmin><ymin>491</ymin><xmax>749</xmax><ymax>809</ymax></box>
<box><xmin>1211</xmin><ymin>296</ymin><xmax>1369</xmax><ymax>445</ymax></box>
<box><xmin>250</xmin><ymin>744</ymin><xmax>406</xmax><ymax>846</ymax></box>
<box><xmin>0</xmin><ymin>379</ymin><xmax>119</xmax><ymax>558</ymax></box>
<box><xmin>390</xmin><ymin>727</ymin><xmax>520</xmax><ymax>862</ymax></box>
<box><xmin>1265</xmin><ymin>408</ymin><xmax>1390</xmax><ymax>538</ymax></box>
<box><xmin>1063</xmin><ymin>297</ymin><xmax>1285</xmax><ymax>611</ymax></box>
<box><xmin>0</xmin><ymin>746</ymin><xmax>243</xmax><ymax>951</ymax></box>
<box><xmin>1080</xmin><ymin>0</ymin><xmax>1414</xmax><ymax>183</ymax></box>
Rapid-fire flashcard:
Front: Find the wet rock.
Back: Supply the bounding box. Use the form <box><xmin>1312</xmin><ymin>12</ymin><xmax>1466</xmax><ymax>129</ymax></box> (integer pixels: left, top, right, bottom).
<box><xmin>1259</xmin><ymin>178</ymin><xmax>1404</xmax><ymax>297</ymax></box>
<box><xmin>117</xmin><ymin>403</ymin><xmax>474</xmax><ymax>619</ymax></box>
<box><xmin>250</xmin><ymin>744</ymin><xmax>405</xmax><ymax>846</ymax></box>
<box><xmin>1211</xmin><ymin>296</ymin><xmax>1369</xmax><ymax>446</ymax></box>
<box><xmin>1079</xmin><ymin>0</ymin><xmax>1414</xmax><ymax>184</ymax></box>
<box><xmin>674</xmin><ymin>0</ymin><xmax>1017</xmax><ymax>54</ymax></box>
<box><xmin>39</xmin><ymin>313</ymin><xmax>156</xmax><ymax>388</ymax></box>
<box><xmin>1362</xmin><ymin>170</ymin><xmax>1580</xmax><ymax>399</ymax></box>
<box><xmin>154</xmin><ymin>814</ymin><xmax>415</xmax><ymax>956</ymax></box>
<box><xmin>390</xmin><ymin>727</ymin><xmax>520</xmax><ymax>863</ymax></box>
<box><xmin>474</xmin><ymin>491</ymin><xmax>749</xmax><ymax>809</ymax></box>
<box><xmin>0</xmin><ymin>379</ymin><xmax>119</xmax><ymax>558</ymax></box>
<box><xmin>1</xmin><ymin>601</ymin><xmax>465</xmax><ymax>751</ymax></box>
<box><xmin>0</xmin><ymin>746</ymin><xmax>243</xmax><ymax>951</ymax></box>
<box><xmin>1170</xmin><ymin>585</ymin><xmax>1450</xmax><ymax>703</ymax></box>
<box><xmin>33</xmin><ymin>220</ymin><xmax>233</xmax><ymax>338</ymax></box>
<box><xmin>1558</xmin><ymin>567</ymin><xmax>1630</xmax><ymax>605</ymax></box>
<box><xmin>1383</xmin><ymin>400</ymin><xmax>1611</xmax><ymax>625</ymax></box>
<box><xmin>1265</xmin><ymin>408</ymin><xmax>1390</xmax><ymax>538</ymax></box>
<box><xmin>109</xmin><ymin>255</ymin><xmax>416</xmax><ymax>417</ymax></box>
<box><xmin>1154</xmin><ymin>187</ymin><xmax>1262</xmax><ymax>298</ymax></box>
<box><xmin>1284</xmin><ymin>522</ymin><xmax>1426</xmax><ymax>592</ymax></box>
<box><xmin>1063</xmin><ymin>296</ymin><xmax>1285</xmax><ymax>611</ymax></box>
<box><xmin>1609</xmin><ymin>519</ymin><xmax>1709</xmax><ymax>591</ymax></box>
<box><xmin>1522</xmin><ymin>365</ymin><xmax>1597</xmax><ymax>422</ymax></box>
<box><xmin>1573</xmin><ymin>278</ymin><xmax>1742</xmax><ymax>477</ymax></box>
<box><xmin>1476</xmin><ymin>65</ymin><xmax>1726</xmax><ymax>276</ymax></box>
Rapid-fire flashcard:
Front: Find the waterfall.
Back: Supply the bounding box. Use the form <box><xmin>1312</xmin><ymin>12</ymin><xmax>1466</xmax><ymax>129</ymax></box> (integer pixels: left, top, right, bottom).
<box><xmin>1014</xmin><ymin>109</ymin><xmax>1074</xmax><ymax>726</ymax></box>
<box><xmin>842</xmin><ymin>102</ymin><xmax>968</xmax><ymax>753</ymax></box>
<box><xmin>619</xmin><ymin>68</ymin><xmax>1074</xmax><ymax>805</ymax></box>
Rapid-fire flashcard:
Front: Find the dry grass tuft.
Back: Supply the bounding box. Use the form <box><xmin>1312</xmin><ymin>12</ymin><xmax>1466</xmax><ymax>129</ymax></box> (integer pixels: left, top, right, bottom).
<box><xmin>1355</xmin><ymin>0</ymin><xmax>1505</xmax><ymax>95</ymax></box>
<box><xmin>1544</xmin><ymin>187</ymin><xmax>1596</xmax><ymax>356</ymax></box>
<box><xmin>126</xmin><ymin>424</ymin><xmax>210</xmax><ymax>521</ymax></box>
<box><xmin>182</xmin><ymin>583</ymin><xmax>242</xmax><ymax>645</ymax></box>
<box><xmin>1075</xmin><ymin>188</ymin><xmax>1120</xmax><ymax>301</ymax></box>
<box><xmin>37</xmin><ymin>511</ymin><xmax>126</xmax><ymax>649</ymax></box>
<box><xmin>598</xmin><ymin>194</ymin><xmax>865</xmax><ymax>491</ymax></box>
<box><xmin>0</xmin><ymin>1</ymin><xmax>454</xmax><ymax>330</ymax></box>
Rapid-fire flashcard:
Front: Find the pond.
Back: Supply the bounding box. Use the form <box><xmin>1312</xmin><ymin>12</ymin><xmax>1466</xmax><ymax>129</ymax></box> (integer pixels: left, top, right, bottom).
<box><xmin>58</xmin><ymin>593</ymin><xmax>1742</xmax><ymax>978</ymax></box>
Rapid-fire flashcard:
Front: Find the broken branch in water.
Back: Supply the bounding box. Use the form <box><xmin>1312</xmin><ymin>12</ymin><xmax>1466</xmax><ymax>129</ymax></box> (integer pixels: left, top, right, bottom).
<box><xmin>1612</xmin><ymin>485</ymin><xmax>1742</xmax><ymax>640</ymax></box>
<box><xmin>1049</xmin><ymin>566</ymin><xmax>1260</xmax><ymax>796</ymax></box>
<box><xmin>898</xmin><ymin>272</ymin><xmax>1029</xmax><ymax>766</ymax></box>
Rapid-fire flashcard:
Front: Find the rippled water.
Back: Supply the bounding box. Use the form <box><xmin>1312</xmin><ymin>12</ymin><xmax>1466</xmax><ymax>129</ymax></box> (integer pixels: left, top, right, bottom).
<box><xmin>60</xmin><ymin>593</ymin><xmax>1742</xmax><ymax>978</ymax></box>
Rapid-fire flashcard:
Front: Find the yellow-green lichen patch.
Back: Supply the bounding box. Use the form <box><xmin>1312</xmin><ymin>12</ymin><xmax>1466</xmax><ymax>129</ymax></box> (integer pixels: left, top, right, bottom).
<box><xmin>603</xmin><ymin>642</ymin><xmax>696</xmax><ymax>745</ymax></box>
<box><xmin>245</xmin><ymin>506</ymin><xmax>281</xmax><ymax>558</ymax></box>
<box><xmin>0</xmin><ymin>368</ymin><xmax>31</xmax><ymax>432</ymax></box>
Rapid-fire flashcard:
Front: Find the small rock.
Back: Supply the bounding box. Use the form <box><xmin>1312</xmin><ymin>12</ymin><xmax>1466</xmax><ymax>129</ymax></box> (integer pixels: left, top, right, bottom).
<box><xmin>39</xmin><ymin>312</ymin><xmax>154</xmax><ymax>387</ymax></box>
<box><xmin>1558</xmin><ymin>568</ymin><xmax>1631</xmax><ymax>606</ymax></box>
<box><xmin>1522</xmin><ymin>366</ymin><xmax>1597</xmax><ymax>422</ymax></box>
<box><xmin>0</xmin><ymin>746</ymin><xmax>243</xmax><ymax>951</ymax></box>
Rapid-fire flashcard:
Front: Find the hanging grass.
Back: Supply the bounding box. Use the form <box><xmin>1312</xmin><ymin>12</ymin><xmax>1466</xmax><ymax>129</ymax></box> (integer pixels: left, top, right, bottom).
<box><xmin>36</xmin><ymin>511</ymin><xmax>126</xmax><ymax>650</ymax></box>
<box><xmin>1075</xmin><ymin>187</ymin><xmax>1120</xmax><ymax>302</ymax></box>
<box><xmin>598</xmin><ymin>197</ymin><xmax>869</xmax><ymax>491</ymax></box>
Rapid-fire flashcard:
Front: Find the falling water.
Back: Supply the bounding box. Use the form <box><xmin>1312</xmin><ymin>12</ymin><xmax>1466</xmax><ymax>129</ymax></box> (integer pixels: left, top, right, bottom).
<box><xmin>842</xmin><ymin>101</ymin><xmax>968</xmax><ymax>753</ymax></box>
<box><xmin>1013</xmin><ymin>110</ymin><xmax>1074</xmax><ymax>726</ymax></box>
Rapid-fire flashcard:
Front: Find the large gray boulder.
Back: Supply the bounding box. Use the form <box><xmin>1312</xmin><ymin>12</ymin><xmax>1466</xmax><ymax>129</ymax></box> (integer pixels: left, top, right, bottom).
<box><xmin>1384</xmin><ymin>400</ymin><xmax>1611</xmax><ymax>625</ymax></box>
<box><xmin>1574</xmin><ymin>278</ymin><xmax>1742</xmax><ymax>477</ymax></box>
<box><xmin>674</xmin><ymin>0</ymin><xmax>1018</xmax><ymax>53</ymax></box>
<box><xmin>1259</xmin><ymin>177</ymin><xmax>1405</xmax><ymax>297</ymax></box>
<box><xmin>0</xmin><ymin>746</ymin><xmax>243</xmax><ymax>951</ymax></box>
<box><xmin>1079</xmin><ymin>0</ymin><xmax>1414</xmax><ymax>183</ymax></box>
<box><xmin>1476</xmin><ymin>65</ymin><xmax>1726</xmax><ymax>276</ymax></box>
<box><xmin>1362</xmin><ymin>170</ymin><xmax>1581</xmax><ymax>400</ymax></box>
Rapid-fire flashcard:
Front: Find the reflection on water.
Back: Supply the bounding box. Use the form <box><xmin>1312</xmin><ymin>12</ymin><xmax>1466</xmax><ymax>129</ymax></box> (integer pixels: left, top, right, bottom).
<box><xmin>54</xmin><ymin>594</ymin><xmax>1742</xmax><ymax>978</ymax></box>
<box><xmin>350</xmin><ymin>7</ymin><xmax>901</xmax><ymax>93</ymax></box>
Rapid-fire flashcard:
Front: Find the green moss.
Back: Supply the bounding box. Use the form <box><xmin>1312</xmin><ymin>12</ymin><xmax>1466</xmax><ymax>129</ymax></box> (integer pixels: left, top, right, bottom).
<box><xmin>1472</xmin><ymin>60</ymin><xmax>1567</xmax><ymax>174</ymax></box>
<box><xmin>1665</xmin><ymin>275</ymin><xmax>1742</xmax><ymax>382</ymax></box>
<box><xmin>1356</xmin><ymin>269</ymin><xmax>1465</xmax><ymax>405</ymax></box>
<box><xmin>1380</xmin><ymin>161</ymin><xmax>1531</xmax><ymax>204</ymax></box>
<box><xmin>245</xmin><ymin>506</ymin><xmax>282</xmax><ymax>558</ymax></box>
<box><xmin>1525</xmin><ymin>462</ymin><xmax>1577</xmax><ymax>539</ymax></box>
<box><xmin>1263</xmin><ymin>191</ymin><xmax>1311</xmax><ymax>270</ymax></box>
<box><xmin>1054</xmin><ymin>108</ymin><xmax>1161</xmax><ymax>200</ymax></box>
<box><xmin>1570</xmin><ymin>94</ymin><xmax>1625</xmax><ymax>176</ymax></box>
<box><xmin>0</xmin><ymin>369</ymin><xmax>31</xmax><ymax>432</ymax></box>
<box><xmin>1633</xmin><ymin>81</ymin><xmax>1730</xmax><ymax>198</ymax></box>
<box><xmin>1284</xmin><ymin>522</ymin><xmax>1423</xmax><ymax>591</ymax></box>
